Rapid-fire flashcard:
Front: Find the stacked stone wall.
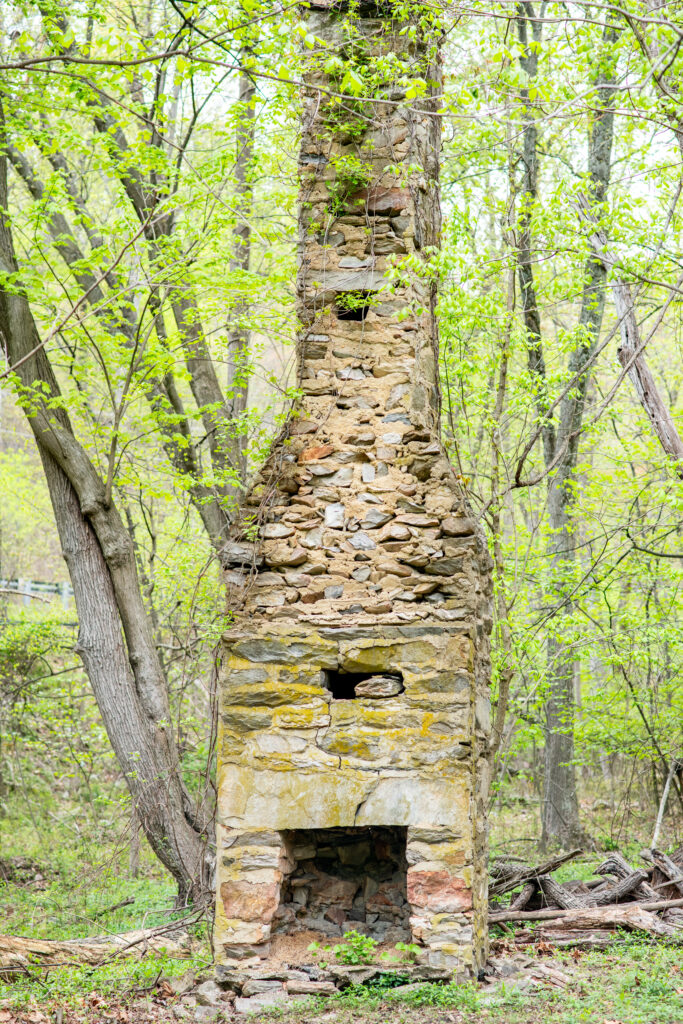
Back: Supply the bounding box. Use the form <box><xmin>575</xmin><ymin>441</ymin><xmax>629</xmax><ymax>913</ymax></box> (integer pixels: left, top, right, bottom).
<box><xmin>215</xmin><ymin>0</ymin><xmax>492</xmax><ymax>981</ymax></box>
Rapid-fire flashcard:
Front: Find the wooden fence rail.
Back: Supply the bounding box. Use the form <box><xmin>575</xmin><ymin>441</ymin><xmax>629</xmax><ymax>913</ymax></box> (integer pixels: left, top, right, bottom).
<box><xmin>0</xmin><ymin>577</ymin><xmax>73</xmax><ymax>609</ymax></box>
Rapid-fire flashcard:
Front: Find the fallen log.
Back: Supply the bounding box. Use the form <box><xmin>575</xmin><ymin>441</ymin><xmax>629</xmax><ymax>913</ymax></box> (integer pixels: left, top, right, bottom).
<box><xmin>538</xmin><ymin>876</ymin><xmax>586</xmax><ymax>910</ymax></box>
<box><xmin>650</xmin><ymin>848</ymin><xmax>683</xmax><ymax>897</ymax></box>
<box><xmin>489</xmin><ymin>896</ymin><xmax>683</xmax><ymax>933</ymax></box>
<box><xmin>592</xmin><ymin>870</ymin><xmax>650</xmax><ymax>906</ymax></box>
<box><xmin>490</xmin><ymin>849</ymin><xmax>583</xmax><ymax>897</ymax></box>
<box><xmin>0</xmin><ymin>929</ymin><xmax>188</xmax><ymax>975</ymax></box>
<box><xmin>596</xmin><ymin>852</ymin><xmax>658</xmax><ymax>900</ymax></box>
<box><xmin>509</xmin><ymin>882</ymin><xmax>536</xmax><ymax>911</ymax></box>
<box><xmin>532</xmin><ymin>928</ymin><xmax>615</xmax><ymax>949</ymax></box>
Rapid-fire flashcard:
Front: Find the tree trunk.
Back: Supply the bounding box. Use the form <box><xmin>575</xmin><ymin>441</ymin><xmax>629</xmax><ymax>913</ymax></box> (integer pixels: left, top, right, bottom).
<box><xmin>225</xmin><ymin>66</ymin><xmax>256</xmax><ymax>484</ymax></box>
<box><xmin>0</xmin><ymin>122</ymin><xmax>210</xmax><ymax>903</ymax></box>
<box><xmin>0</xmin><ymin>929</ymin><xmax>185</xmax><ymax>973</ymax></box>
<box><xmin>514</xmin><ymin>9</ymin><xmax>617</xmax><ymax>849</ymax></box>
<box><xmin>37</xmin><ymin>450</ymin><xmax>210</xmax><ymax>902</ymax></box>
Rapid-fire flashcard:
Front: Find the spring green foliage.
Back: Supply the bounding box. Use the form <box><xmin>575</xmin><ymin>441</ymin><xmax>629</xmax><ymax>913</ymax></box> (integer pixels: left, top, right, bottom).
<box><xmin>3</xmin><ymin>935</ymin><xmax>683</xmax><ymax>1020</ymax></box>
<box><xmin>308</xmin><ymin>930</ymin><xmax>379</xmax><ymax>966</ymax></box>
<box><xmin>431</xmin><ymin>2</ymin><xmax>683</xmax><ymax>823</ymax></box>
<box><xmin>331</xmin><ymin>930</ymin><xmax>379</xmax><ymax>966</ymax></box>
<box><xmin>380</xmin><ymin>941</ymin><xmax>422</xmax><ymax>963</ymax></box>
<box><xmin>0</xmin><ymin>950</ymin><xmax>208</xmax><ymax>1011</ymax></box>
<box><xmin>0</xmin><ymin>2</ymin><xmax>681</xmax><ymax>1001</ymax></box>
<box><xmin>328</xmin><ymin>154</ymin><xmax>372</xmax><ymax>215</ymax></box>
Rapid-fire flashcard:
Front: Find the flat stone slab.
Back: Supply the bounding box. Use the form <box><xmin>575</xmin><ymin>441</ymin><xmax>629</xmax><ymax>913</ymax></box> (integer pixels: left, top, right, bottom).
<box><xmin>234</xmin><ymin>987</ymin><xmax>289</xmax><ymax>1013</ymax></box>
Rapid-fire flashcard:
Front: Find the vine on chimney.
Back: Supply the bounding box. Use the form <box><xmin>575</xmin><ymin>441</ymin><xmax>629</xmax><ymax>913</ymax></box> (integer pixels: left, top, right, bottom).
<box><xmin>328</xmin><ymin>154</ymin><xmax>373</xmax><ymax>216</ymax></box>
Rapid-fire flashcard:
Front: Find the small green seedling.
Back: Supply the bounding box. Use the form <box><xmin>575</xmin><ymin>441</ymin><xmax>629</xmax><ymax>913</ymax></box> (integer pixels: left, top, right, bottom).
<box><xmin>380</xmin><ymin>940</ymin><xmax>422</xmax><ymax>963</ymax></box>
<box><xmin>332</xmin><ymin>929</ymin><xmax>379</xmax><ymax>965</ymax></box>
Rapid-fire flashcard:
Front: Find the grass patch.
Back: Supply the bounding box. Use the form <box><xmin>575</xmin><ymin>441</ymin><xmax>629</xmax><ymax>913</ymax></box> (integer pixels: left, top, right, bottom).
<box><xmin>244</xmin><ymin>938</ymin><xmax>682</xmax><ymax>1024</ymax></box>
<box><xmin>0</xmin><ymin>949</ymin><xmax>208</xmax><ymax>1010</ymax></box>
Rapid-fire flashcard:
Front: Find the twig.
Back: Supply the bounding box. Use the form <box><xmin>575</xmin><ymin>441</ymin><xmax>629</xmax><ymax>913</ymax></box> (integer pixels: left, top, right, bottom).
<box><xmin>93</xmin><ymin>896</ymin><xmax>135</xmax><ymax>920</ymax></box>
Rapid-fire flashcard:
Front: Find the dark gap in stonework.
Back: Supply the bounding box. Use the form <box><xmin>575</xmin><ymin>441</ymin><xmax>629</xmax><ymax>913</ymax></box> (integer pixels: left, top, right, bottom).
<box><xmin>273</xmin><ymin>826</ymin><xmax>410</xmax><ymax>943</ymax></box>
<box><xmin>335</xmin><ymin>291</ymin><xmax>372</xmax><ymax>320</ymax></box>
<box><xmin>324</xmin><ymin>670</ymin><xmax>368</xmax><ymax>699</ymax></box>
<box><xmin>324</xmin><ymin>669</ymin><xmax>404</xmax><ymax>700</ymax></box>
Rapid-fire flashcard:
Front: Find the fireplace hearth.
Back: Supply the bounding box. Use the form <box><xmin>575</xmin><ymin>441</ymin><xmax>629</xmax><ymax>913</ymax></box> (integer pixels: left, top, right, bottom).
<box><xmin>273</xmin><ymin>827</ymin><xmax>409</xmax><ymax>943</ymax></box>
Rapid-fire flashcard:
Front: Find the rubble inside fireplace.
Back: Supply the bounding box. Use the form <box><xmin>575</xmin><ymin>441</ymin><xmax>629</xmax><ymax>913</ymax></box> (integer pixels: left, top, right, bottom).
<box><xmin>273</xmin><ymin>827</ymin><xmax>410</xmax><ymax>943</ymax></box>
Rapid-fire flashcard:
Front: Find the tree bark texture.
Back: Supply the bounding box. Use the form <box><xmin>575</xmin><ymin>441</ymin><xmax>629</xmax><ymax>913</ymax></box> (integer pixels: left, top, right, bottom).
<box><xmin>0</xmin><ymin>929</ymin><xmax>185</xmax><ymax>973</ymax></box>
<box><xmin>225</xmin><ymin>66</ymin><xmax>256</xmax><ymax>483</ymax></box>
<box><xmin>0</xmin><ymin>131</ymin><xmax>210</xmax><ymax>902</ymax></box>
<box><xmin>514</xmin><ymin>9</ymin><xmax>617</xmax><ymax>849</ymax></box>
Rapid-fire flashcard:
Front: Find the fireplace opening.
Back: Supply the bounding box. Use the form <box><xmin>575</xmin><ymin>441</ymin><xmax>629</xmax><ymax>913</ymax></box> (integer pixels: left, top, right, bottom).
<box><xmin>273</xmin><ymin>826</ymin><xmax>410</xmax><ymax>943</ymax></box>
<box><xmin>324</xmin><ymin>669</ymin><xmax>404</xmax><ymax>700</ymax></box>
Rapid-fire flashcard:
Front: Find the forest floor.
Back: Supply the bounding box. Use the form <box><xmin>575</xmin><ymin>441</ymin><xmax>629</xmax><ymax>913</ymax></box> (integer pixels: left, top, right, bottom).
<box><xmin>1</xmin><ymin>937</ymin><xmax>682</xmax><ymax>1024</ymax></box>
<box><xmin>1</xmin><ymin>789</ymin><xmax>681</xmax><ymax>1023</ymax></box>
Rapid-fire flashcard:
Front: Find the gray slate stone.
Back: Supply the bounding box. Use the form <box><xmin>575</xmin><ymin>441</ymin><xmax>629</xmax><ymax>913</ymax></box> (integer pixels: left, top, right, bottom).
<box><xmin>325</xmin><ymin>503</ymin><xmax>345</xmax><ymax>528</ymax></box>
<box><xmin>234</xmin><ymin>988</ymin><xmax>289</xmax><ymax>1013</ymax></box>
<box><xmin>222</xmin><ymin>541</ymin><xmax>263</xmax><ymax>567</ymax></box>
<box><xmin>195</xmin><ymin>980</ymin><xmax>224</xmax><ymax>1006</ymax></box>
<box><xmin>361</xmin><ymin>509</ymin><xmax>393</xmax><ymax>529</ymax></box>
<box><xmin>242</xmin><ymin>979</ymin><xmax>284</xmax><ymax>996</ymax></box>
<box><xmin>354</xmin><ymin>675</ymin><xmax>403</xmax><ymax>698</ymax></box>
<box><xmin>349</xmin><ymin>531</ymin><xmax>376</xmax><ymax>550</ymax></box>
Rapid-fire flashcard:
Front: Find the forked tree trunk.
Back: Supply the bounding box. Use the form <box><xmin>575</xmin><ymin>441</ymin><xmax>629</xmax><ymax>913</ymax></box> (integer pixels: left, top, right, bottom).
<box><xmin>0</xmin><ymin>125</ymin><xmax>210</xmax><ymax>903</ymax></box>
<box><xmin>38</xmin><ymin>452</ymin><xmax>210</xmax><ymax>901</ymax></box>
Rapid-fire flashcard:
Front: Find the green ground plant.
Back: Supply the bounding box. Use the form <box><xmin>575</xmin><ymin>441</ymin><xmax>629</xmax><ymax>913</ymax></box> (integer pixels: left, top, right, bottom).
<box><xmin>308</xmin><ymin>929</ymin><xmax>379</xmax><ymax>967</ymax></box>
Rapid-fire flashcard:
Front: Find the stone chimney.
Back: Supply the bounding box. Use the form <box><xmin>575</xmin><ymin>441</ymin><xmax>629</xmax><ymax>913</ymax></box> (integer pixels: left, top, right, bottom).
<box><xmin>215</xmin><ymin>0</ymin><xmax>492</xmax><ymax>980</ymax></box>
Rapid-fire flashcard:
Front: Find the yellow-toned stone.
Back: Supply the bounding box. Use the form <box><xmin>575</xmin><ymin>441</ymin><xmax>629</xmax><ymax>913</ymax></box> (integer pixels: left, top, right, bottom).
<box><xmin>217</xmin><ymin>764</ymin><xmax>376</xmax><ymax>828</ymax></box>
<box><xmin>252</xmin><ymin>732</ymin><xmax>311</xmax><ymax>755</ymax></box>
<box><xmin>228</xmin><ymin>633</ymin><xmax>338</xmax><ymax>668</ymax></box>
<box><xmin>222</xmin><ymin>682</ymin><xmax>328</xmax><ymax>709</ymax></box>
<box><xmin>407</xmin><ymin>843</ymin><xmax>469</xmax><ymax>869</ymax></box>
<box><xmin>355</xmin><ymin>775</ymin><xmax>470</xmax><ymax>828</ymax></box>
<box><xmin>219</xmin><ymin>864</ymin><xmax>285</xmax><ymax>885</ymax></box>
<box><xmin>232</xmin><ymin>740</ymin><xmax>341</xmax><ymax>773</ymax></box>
<box><xmin>338</xmin><ymin>638</ymin><xmax>440</xmax><ymax>673</ymax></box>
<box><xmin>402</xmin><ymin>670</ymin><xmax>472</xmax><ymax>703</ymax></box>
<box><xmin>219</xmin><ymin>844</ymin><xmax>287</xmax><ymax>872</ymax></box>
<box><xmin>317</xmin><ymin>700</ymin><xmax>470</xmax><ymax>769</ymax></box>
<box><xmin>428</xmin><ymin>942</ymin><xmax>474</xmax><ymax>968</ymax></box>
<box><xmin>271</xmin><ymin>704</ymin><xmax>330</xmax><ymax>729</ymax></box>
<box><xmin>221</xmin><ymin>920</ymin><xmax>271</xmax><ymax>944</ymax></box>
<box><xmin>445</xmin><ymin>635</ymin><xmax>474</xmax><ymax>671</ymax></box>
<box><xmin>428</xmin><ymin>913</ymin><xmax>470</xmax><ymax>929</ymax></box>
<box><xmin>324</xmin><ymin>733</ymin><xmax>469</xmax><ymax>770</ymax></box>
<box><xmin>221</xmin><ymin>708</ymin><xmax>273</xmax><ymax>733</ymax></box>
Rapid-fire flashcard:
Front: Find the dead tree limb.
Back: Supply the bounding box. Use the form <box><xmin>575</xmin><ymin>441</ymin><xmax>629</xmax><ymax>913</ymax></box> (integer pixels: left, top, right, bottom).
<box><xmin>578</xmin><ymin>196</ymin><xmax>683</xmax><ymax>476</ymax></box>
<box><xmin>592</xmin><ymin>870</ymin><xmax>650</xmax><ymax>906</ymax></box>
<box><xmin>509</xmin><ymin>882</ymin><xmax>536</xmax><ymax>911</ymax></box>
<box><xmin>596</xmin><ymin>852</ymin><xmax>658</xmax><ymax>900</ymax></box>
<box><xmin>0</xmin><ymin>930</ymin><xmax>188</xmax><ymax>975</ymax></box>
<box><xmin>649</xmin><ymin>849</ymin><xmax>683</xmax><ymax>897</ymax></box>
<box><xmin>489</xmin><ymin>896</ymin><xmax>683</xmax><ymax>927</ymax></box>
<box><xmin>490</xmin><ymin>848</ymin><xmax>583</xmax><ymax>896</ymax></box>
<box><xmin>539</xmin><ymin>875</ymin><xmax>587</xmax><ymax>910</ymax></box>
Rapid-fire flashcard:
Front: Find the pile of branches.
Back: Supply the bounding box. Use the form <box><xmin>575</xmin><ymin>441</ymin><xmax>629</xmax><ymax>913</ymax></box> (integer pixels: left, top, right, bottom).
<box><xmin>489</xmin><ymin>846</ymin><xmax>683</xmax><ymax>948</ymax></box>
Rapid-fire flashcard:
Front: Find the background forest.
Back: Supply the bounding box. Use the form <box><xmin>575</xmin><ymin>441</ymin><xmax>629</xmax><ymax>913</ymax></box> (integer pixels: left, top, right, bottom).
<box><xmin>0</xmin><ymin>0</ymin><xmax>682</xmax><ymax>1008</ymax></box>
